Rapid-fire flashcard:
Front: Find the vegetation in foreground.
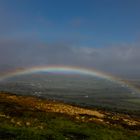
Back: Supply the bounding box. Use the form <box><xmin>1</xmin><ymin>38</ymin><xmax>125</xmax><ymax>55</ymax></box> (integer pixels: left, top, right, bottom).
<box><xmin>0</xmin><ymin>92</ymin><xmax>140</xmax><ymax>140</ymax></box>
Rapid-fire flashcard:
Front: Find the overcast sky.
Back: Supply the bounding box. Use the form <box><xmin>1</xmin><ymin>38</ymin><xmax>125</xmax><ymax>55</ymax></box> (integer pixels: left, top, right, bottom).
<box><xmin>0</xmin><ymin>0</ymin><xmax>140</xmax><ymax>78</ymax></box>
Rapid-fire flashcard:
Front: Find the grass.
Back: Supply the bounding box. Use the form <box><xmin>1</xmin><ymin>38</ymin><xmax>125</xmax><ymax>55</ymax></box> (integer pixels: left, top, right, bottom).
<box><xmin>0</xmin><ymin>115</ymin><xmax>140</xmax><ymax>140</ymax></box>
<box><xmin>0</xmin><ymin>92</ymin><xmax>140</xmax><ymax>140</ymax></box>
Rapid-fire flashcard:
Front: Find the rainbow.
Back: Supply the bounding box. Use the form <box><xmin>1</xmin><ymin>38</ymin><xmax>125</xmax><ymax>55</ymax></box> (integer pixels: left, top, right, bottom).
<box><xmin>0</xmin><ymin>65</ymin><xmax>139</xmax><ymax>93</ymax></box>
<box><xmin>0</xmin><ymin>65</ymin><xmax>117</xmax><ymax>81</ymax></box>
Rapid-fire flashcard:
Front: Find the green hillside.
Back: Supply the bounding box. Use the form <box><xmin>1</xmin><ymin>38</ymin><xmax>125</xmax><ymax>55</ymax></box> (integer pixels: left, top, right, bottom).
<box><xmin>0</xmin><ymin>92</ymin><xmax>139</xmax><ymax>140</ymax></box>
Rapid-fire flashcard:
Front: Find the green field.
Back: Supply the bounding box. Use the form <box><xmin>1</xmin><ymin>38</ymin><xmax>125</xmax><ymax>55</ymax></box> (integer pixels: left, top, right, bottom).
<box><xmin>1</xmin><ymin>112</ymin><xmax>140</xmax><ymax>140</ymax></box>
<box><xmin>0</xmin><ymin>92</ymin><xmax>139</xmax><ymax>140</ymax></box>
<box><xmin>1</xmin><ymin>115</ymin><xmax>140</xmax><ymax>140</ymax></box>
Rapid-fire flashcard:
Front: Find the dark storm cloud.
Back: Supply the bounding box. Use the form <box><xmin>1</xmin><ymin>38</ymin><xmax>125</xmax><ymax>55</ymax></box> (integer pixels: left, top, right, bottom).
<box><xmin>0</xmin><ymin>39</ymin><xmax>140</xmax><ymax>78</ymax></box>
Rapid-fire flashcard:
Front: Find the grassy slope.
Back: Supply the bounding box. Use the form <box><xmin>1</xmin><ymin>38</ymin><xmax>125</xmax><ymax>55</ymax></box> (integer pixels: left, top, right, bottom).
<box><xmin>0</xmin><ymin>92</ymin><xmax>140</xmax><ymax>140</ymax></box>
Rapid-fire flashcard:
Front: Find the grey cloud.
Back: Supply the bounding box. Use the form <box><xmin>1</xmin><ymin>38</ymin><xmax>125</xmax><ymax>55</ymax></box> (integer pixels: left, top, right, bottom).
<box><xmin>0</xmin><ymin>39</ymin><xmax>140</xmax><ymax>78</ymax></box>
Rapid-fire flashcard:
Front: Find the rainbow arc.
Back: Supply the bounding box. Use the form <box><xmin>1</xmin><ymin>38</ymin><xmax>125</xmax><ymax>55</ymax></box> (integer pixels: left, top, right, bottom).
<box><xmin>0</xmin><ymin>65</ymin><xmax>139</xmax><ymax>93</ymax></box>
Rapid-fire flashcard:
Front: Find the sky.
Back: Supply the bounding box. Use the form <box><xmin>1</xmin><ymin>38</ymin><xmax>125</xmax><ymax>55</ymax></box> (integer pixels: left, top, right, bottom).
<box><xmin>0</xmin><ymin>0</ymin><xmax>140</xmax><ymax>78</ymax></box>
